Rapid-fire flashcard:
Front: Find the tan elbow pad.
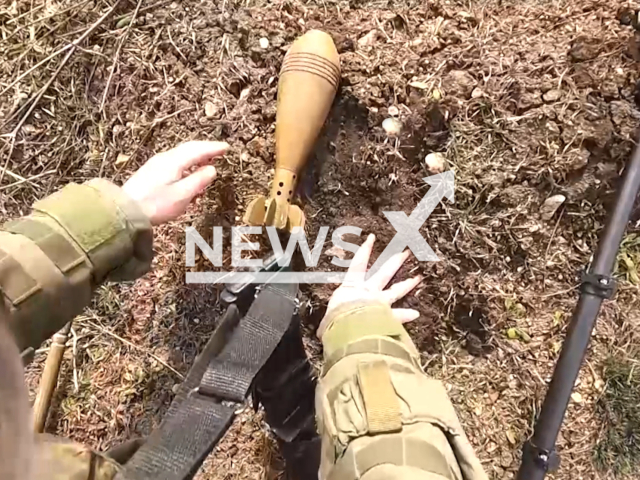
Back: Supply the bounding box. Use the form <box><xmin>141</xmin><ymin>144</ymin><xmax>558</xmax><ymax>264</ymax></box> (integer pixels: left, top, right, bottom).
<box><xmin>0</xmin><ymin>179</ymin><xmax>152</xmax><ymax>351</ymax></box>
<box><xmin>316</xmin><ymin>302</ymin><xmax>487</xmax><ymax>480</ymax></box>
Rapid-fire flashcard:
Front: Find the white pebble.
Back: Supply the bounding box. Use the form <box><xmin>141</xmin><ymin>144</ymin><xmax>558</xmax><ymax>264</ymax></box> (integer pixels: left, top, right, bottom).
<box><xmin>471</xmin><ymin>87</ymin><xmax>484</xmax><ymax>99</ymax></box>
<box><xmin>382</xmin><ymin>117</ymin><xmax>402</xmax><ymax>136</ymax></box>
<box><xmin>388</xmin><ymin>105</ymin><xmax>399</xmax><ymax>116</ymax></box>
<box><xmin>425</xmin><ymin>152</ymin><xmax>446</xmax><ymax>174</ymax></box>
<box><xmin>204</xmin><ymin>101</ymin><xmax>217</xmax><ymax>118</ymax></box>
<box><xmin>540</xmin><ymin>194</ymin><xmax>566</xmax><ymax>220</ymax></box>
<box><xmin>259</xmin><ymin>37</ymin><xmax>269</xmax><ymax>49</ymax></box>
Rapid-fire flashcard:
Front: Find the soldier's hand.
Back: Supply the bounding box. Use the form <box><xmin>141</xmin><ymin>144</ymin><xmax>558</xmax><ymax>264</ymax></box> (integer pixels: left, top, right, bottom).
<box><xmin>317</xmin><ymin>233</ymin><xmax>422</xmax><ymax>339</ymax></box>
<box><xmin>123</xmin><ymin>141</ymin><xmax>228</xmax><ymax>225</ymax></box>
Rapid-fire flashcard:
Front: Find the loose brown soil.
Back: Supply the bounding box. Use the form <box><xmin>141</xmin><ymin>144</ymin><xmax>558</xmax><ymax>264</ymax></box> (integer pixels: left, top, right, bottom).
<box><xmin>3</xmin><ymin>0</ymin><xmax>640</xmax><ymax>479</ymax></box>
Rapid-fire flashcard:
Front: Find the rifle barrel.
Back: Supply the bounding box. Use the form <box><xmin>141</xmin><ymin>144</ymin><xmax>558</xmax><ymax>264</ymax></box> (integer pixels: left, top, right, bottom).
<box><xmin>517</xmin><ymin>138</ymin><xmax>640</xmax><ymax>480</ymax></box>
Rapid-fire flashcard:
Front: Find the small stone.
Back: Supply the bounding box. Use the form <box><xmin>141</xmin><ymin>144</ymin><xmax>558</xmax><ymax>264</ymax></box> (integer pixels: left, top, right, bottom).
<box><xmin>116</xmin><ymin>16</ymin><xmax>131</xmax><ymax>29</ymax></box>
<box><xmin>388</xmin><ymin>105</ymin><xmax>399</xmax><ymax>116</ymax></box>
<box><xmin>546</xmin><ymin>121</ymin><xmax>560</xmax><ymax>134</ymax></box>
<box><xmin>204</xmin><ymin>101</ymin><xmax>218</xmax><ymax>118</ymax></box>
<box><xmin>594</xmin><ymin>378</ymin><xmax>604</xmax><ymax>391</ymax></box>
<box><xmin>409</xmin><ymin>80</ymin><xmax>430</xmax><ymax>89</ymax></box>
<box><xmin>543</xmin><ymin>89</ymin><xmax>563</xmax><ymax>102</ymax></box>
<box><xmin>115</xmin><ymin>153</ymin><xmax>130</xmax><ymax>165</ymax></box>
<box><xmin>382</xmin><ymin>117</ymin><xmax>402</xmax><ymax>136</ymax></box>
<box><xmin>540</xmin><ymin>194</ymin><xmax>566</xmax><ymax>220</ymax></box>
<box><xmin>471</xmin><ymin>87</ymin><xmax>484</xmax><ymax>99</ymax></box>
<box><xmin>325</xmin><ymin>245</ymin><xmax>347</xmax><ymax>260</ymax></box>
<box><xmin>239</xmin><ymin>87</ymin><xmax>251</xmax><ymax>101</ymax></box>
<box><xmin>425</xmin><ymin>152</ymin><xmax>446</xmax><ymax>173</ymax></box>
<box><xmin>171</xmin><ymin>384</ymin><xmax>180</xmax><ymax>394</ymax></box>
<box><xmin>259</xmin><ymin>37</ymin><xmax>269</xmax><ymax>49</ymax></box>
<box><xmin>432</xmin><ymin>88</ymin><xmax>442</xmax><ymax>100</ymax></box>
<box><xmin>571</xmin><ymin>392</ymin><xmax>583</xmax><ymax>403</ymax></box>
<box><xmin>358</xmin><ymin>29</ymin><xmax>379</xmax><ymax>47</ymax></box>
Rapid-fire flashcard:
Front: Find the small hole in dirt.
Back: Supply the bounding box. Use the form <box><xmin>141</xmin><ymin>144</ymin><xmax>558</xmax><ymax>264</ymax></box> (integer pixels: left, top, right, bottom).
<box><xmin>277</xmin><ymin>191</ymin><xmax>281</xmax><ymax>196</ymax></box>
<box><xmin>452</xmin><ymin>296</ymin><xmax>493</xmax><ymax>356</ymax></box>
<box><xmin>293</xmin><ymin>175</ymin><xmax>296</xmax><ymax>179</ymax></box>
<box><xmin>279</xmin><ymin>182</ymin><xmax>284</xmax><ymax>187</ymax></box>
<box><xmin>289</xmin><ymin>190</ymin><xmax>292</xmax><ymax>195</ymax></box>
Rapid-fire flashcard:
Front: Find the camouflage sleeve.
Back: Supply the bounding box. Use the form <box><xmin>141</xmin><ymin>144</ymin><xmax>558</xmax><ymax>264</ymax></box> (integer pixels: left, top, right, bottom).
<box><xmin>316</xmin><ymin>301</ymin><xmax>488</xmax><ymax>480</ymax></box>
<box><xmin>34</xmin><ymin>434</ymin><xmax>121</xmax><ymax>480</ymax></box>
<box><xmin>0</xmin><ymin>179</ymin><xmax>153</xmax><ymax>353</ymax></box>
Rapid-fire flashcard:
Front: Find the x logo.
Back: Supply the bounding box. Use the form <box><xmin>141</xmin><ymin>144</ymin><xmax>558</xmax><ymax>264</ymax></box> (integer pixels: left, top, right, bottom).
<box><xmin>367</xmin><ymin>171</ymin><xmax>454</xmax><ymax>277</ymax></box>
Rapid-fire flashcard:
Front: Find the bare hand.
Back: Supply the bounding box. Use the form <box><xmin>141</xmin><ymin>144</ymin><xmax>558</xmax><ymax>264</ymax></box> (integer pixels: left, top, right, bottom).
<box><xmin>318</xmin><ymin>233</ymin><xmax>422</xmax><ymax>339</ymax></box>
<box><xmin>123</xmin><ymin>141</ymin><xmax>228</xmax><ymax>225</ymax></box>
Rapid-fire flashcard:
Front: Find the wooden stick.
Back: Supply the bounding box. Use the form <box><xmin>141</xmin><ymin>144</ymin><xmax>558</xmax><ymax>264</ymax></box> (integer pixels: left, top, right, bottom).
<box><xmin>33</xmin><ymin>322</ymin><xmax>72</xmax><ymax>433</ymax></box>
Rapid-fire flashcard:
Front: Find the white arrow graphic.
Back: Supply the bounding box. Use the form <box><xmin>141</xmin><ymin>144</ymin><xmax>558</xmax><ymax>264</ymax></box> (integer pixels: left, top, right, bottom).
<box><xmin>367</xmin><ymin>170</ymin><xmax>455</xmax><ymax>277</ymax></box>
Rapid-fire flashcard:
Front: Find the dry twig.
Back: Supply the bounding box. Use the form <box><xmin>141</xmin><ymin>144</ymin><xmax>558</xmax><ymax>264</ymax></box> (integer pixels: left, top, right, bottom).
<box><xmin>100</xmin><ymin>0</ymin><xmax>145</xmax><ymax>112</ymax></box>
<box><xmin>0</xmin><ymin>0</ymin><xmax>124</xmax><ymax>98</ymax></box>
<box><xmin>84</xmin><ymin>319</ymin><xmax>184</xmax><ymax>379</ymax></box>
<box><xmin>0</xmin><ymin>0</ymin><xmax>124</xmax><ymax>185</ymax></box>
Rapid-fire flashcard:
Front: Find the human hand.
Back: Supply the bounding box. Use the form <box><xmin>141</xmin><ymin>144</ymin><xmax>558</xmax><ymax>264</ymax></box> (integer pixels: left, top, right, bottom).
<box><xmin>123</xmin><ymin>141</ymin><xmax>228</xmax><ymax>225</ymax></box>
<box><xmin>317</xmin><ymin>233</ymin><xmax>423</xmax><ymax>340</ymax></box>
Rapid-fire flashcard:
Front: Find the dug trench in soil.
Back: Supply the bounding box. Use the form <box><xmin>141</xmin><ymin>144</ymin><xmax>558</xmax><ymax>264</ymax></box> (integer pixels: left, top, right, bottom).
<box><xmin>2</xmin><ymin>0</ymin><xmax>640</xmax><ymax>479</ymax></box>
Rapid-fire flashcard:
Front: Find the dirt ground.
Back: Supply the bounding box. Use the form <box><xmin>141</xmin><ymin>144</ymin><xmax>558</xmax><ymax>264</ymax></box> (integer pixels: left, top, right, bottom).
<box><xmin>3</xmin><ymin>0</ymin><xmax>640</xmax><ymax>478</ymax></box>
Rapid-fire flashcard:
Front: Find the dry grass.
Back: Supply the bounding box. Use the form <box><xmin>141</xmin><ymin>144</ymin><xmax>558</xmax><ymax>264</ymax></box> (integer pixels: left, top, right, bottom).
<box><xmin>2</xmin><ymin>0</ymin><xmax>640</xmax><ymax>479</ymax></box>
<box><xmin>594</xmin><ymin>349</ymin><xmax>640</xmax><ymax>476</ymax></box>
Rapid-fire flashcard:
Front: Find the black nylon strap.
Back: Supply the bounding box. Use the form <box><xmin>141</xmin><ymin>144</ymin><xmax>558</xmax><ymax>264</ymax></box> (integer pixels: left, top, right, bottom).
<box><xmin>200</xmin><ymin>284</ymin><xmax>298</xmax><ymax>402</ymax></box>
<box><xmin>118</xmin><ymin>283</ymin><xmax>298</xmax><ymax>480</ymax></box>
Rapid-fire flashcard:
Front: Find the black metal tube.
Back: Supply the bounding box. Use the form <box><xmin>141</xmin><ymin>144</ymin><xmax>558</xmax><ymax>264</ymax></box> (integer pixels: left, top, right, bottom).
<box><xmin>517</xmin><ymin>140</ymin><xmax>640</xmax><ymax>480</ymax></box>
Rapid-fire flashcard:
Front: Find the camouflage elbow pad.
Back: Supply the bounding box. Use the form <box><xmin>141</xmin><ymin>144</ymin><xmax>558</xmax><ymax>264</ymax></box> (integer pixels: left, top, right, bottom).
<box><xmin>317</xmin><ymin>302</ymin><xmax>488</xmax><ymax>480</ymax></box>
<box><xmin>0</xmin><ymin>179</ymin><xmax>152</xmax><ymax>351</ymax></box>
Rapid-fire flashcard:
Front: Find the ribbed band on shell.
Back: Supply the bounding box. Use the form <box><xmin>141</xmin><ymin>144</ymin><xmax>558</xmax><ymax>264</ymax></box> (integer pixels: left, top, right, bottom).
<box><xmin>280</xmin><ymin>52</ymin><xmax>340</xmax><ymax>90</ymax></box>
